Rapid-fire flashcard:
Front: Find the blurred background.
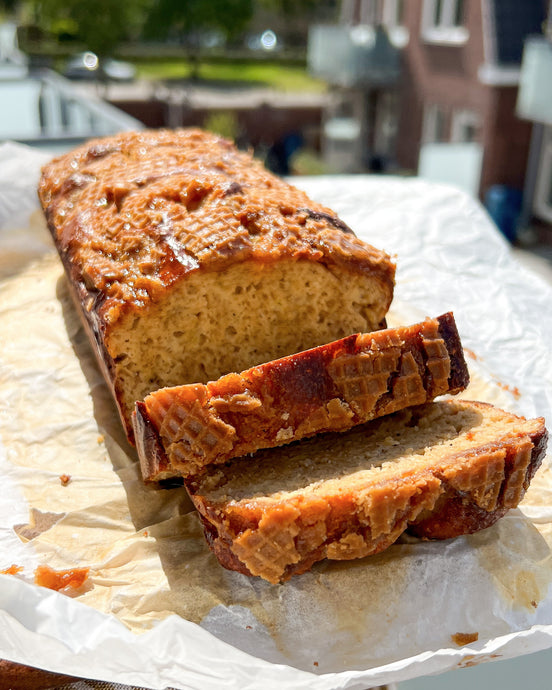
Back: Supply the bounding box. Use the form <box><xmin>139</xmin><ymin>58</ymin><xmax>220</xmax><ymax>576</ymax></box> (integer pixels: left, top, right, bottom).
<box><xmin>1</xmin><ymin>0</ymin><xmax>552</xmax><ymax>255</ymax></box>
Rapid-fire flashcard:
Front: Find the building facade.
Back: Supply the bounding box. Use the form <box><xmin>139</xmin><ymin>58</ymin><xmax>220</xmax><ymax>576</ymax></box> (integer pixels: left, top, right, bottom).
<box><xmin>310</xmin><ymin>0</ymin><xmax>549</xmax><ymax>223</ymax></box>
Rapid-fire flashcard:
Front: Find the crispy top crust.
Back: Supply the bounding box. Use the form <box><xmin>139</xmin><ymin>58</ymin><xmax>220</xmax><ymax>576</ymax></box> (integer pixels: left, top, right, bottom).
<box><xmin>38</xmin><ymin>128</ymin><xmax>395</xmax><ymax>326</ymax></box>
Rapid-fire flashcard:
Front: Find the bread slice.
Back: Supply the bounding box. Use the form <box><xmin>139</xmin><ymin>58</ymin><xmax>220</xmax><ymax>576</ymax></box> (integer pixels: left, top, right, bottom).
<box><xmin>184</xmin><ymin>400</ymin><xmax>548</xmax><ymax>584</ymax></box>
<box><xmin>38</xmin><ymin>128</ymin><xmax>395</xmax><ymax>442</ymax></box>
<box><xmin>134</xmin><ymin>312</ymin><xmax>469</xmax><ymax>481</ymax></box>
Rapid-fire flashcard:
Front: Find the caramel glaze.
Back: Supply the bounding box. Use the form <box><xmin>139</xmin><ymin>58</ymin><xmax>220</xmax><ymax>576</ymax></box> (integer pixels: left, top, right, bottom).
<box><xmin>38</xmin><ymin>129</ymin><xmax>395</xmax><ymax>330</ymax></box>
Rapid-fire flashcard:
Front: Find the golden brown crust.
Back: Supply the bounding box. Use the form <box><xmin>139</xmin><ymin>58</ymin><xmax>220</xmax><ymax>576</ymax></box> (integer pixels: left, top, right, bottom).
<box><xmin>408</xmin><ymin>423</ymin><xmax>549</xmax><ymax>539</ymax></box>
<box><xmin>0</xmin><ymin>659</ymin><xmax>80</xmax><ymax>690</ymax></box>
<box><xmin>38</xmin><ymin>128</ymin><xmax>394</xmax><ymax>328</ymax></box>
<box><xmin>184</xmin><ymin>400</ymin><xmax>547</xmax><ymax>584</ymax></box>
<box><xmin>134</xmin><ymin>312</ymin><xmax>470</xmax><ymax>480</ymax></box>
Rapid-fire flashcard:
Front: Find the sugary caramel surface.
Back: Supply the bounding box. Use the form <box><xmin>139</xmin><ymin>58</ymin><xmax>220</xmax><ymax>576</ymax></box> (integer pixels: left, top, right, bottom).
<box><xmin>39</xmin><ymin>129</ymin><xmax>394</xmax><ymax>325</ymax></box>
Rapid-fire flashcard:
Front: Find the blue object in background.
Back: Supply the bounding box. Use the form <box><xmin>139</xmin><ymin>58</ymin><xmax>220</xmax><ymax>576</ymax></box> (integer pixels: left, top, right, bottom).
<box><xmin>484</xmin><ymin>185</ymin><xmax>523</xmax><ymax>243</ymax></box>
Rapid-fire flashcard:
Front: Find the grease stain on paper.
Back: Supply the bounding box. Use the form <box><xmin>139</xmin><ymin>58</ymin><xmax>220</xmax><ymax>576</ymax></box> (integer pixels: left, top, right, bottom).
<box><xmin>468</xmin><ymin>511</ymin><xmax>552</xmax><ymax>612</ymax></box>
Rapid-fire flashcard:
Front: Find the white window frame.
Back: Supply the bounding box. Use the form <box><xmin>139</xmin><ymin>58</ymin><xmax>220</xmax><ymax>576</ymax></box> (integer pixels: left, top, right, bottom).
<box><xmin>382</xmin><ymin>0</ymin><xmax>410</xmax><ymax>47</ymax></box>
<box><xmin>450</xmin><ymin>108</ymin><xmax>480</xmax><ymax>143</ymax></box>
<box><xmin>422</xmin><ymin>103</ymin><xmax>448</xmax><ymax>144</ymax></box>
<box><xmin>534</xmin><ymin>125</ymin><xmax>552</xmax><ymax>224</ymax></box>
<box><xmin>382</xmin><ymin>0</ymin><xmax>403</xmax><ymax>27</ymax></box>
<box><xmin>421</xmin><ymin>0</ymin><xmax>469</xmax><ymax>46</ymax></box>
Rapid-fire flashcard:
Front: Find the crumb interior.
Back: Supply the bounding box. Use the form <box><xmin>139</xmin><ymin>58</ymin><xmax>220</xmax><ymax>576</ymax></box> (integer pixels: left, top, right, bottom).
<box><xmin>196</xmin><ymin>401</ymin><xmax>528</xmax><ymax>502</ymax></box>
<box><xmin>108</xmin><ymin>258</ymin><xmax>389</xmax><ymax>429</ymax></box>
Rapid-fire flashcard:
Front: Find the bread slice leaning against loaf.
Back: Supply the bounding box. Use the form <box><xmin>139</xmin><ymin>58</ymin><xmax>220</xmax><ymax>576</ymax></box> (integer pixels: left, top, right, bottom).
<box><xmin>184</xmin><ymin>400</ymin><xmax>548</xmax><ymax>584</ymax></box>
<box><xmin>134</xmin><ymin>312</ymin><xmax>469</xmax><ymax>481</ymax></box>
<box><xmin>38</xmin><ymin>128</ymin><xmax>395</xmax><ymax>442</ymax></box>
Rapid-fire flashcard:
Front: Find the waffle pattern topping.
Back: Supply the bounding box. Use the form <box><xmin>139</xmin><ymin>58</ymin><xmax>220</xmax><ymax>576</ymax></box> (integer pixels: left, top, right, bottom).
<box><xmin>186</xmin><ymin>401</ymin><xmax>547</xmax><ymax>583</ymax></box>
<box><xmin>39</xmin><ymin>128</ymin><xmax>393</xmax><ymax>324</ymax></box>
<box><xmin>135</xmin><ymin>313</ymin><xmax>469</xmax><ymax>480</ymax></box>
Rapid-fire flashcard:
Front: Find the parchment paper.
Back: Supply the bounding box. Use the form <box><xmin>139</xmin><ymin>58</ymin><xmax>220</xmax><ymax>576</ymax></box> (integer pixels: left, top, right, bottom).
<box><xmin>1</xmin><ymin>142</ymin><xmax>551</xmax><ymax>690</ymax></box>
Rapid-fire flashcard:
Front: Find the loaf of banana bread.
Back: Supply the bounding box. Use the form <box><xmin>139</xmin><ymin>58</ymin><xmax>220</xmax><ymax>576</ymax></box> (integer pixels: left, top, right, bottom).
<box><xmin>184</xmin><ymin>400</ymin><xmax>547</xmax><ymax>584</ymax></box>
<box><xmin>134</xmin><ymin>312</ymin><xmax>469</xmax><ymax>481</ymax></box>
<box><xmin>38</xmin><ymin>129</ymin><xmax>395</xmax><ymax>441</ymax></box>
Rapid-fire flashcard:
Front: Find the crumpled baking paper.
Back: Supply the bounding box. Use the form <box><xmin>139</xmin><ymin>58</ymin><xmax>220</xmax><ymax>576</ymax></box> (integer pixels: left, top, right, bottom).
<box><xmin>0</xmin><ymin>141</ymin><xmax>551</xmax><ymax>690</ymax></box>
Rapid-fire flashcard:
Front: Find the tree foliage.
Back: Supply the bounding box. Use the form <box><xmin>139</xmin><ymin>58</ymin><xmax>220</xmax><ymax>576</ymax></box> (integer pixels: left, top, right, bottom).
<box><xmin>27</xmin><ymin>0</ymin><xmax>254</xmax><ymax>68</ymax></box>
<box><xmin>145</xmin><ymin>0</ymin><xmax>253</xmax><ymax>45</ymax></box>
<box><xmin>145</xmin><ymin>0</ymin><xmax>253</xmax><ymax>77</ymax></box>
<box><xmin>0</xmin><ymin>0</ymin><xmax>19</xmax><ymax>13</ymax></box>
<box><xmin>29</xmin><ymin>0</ymin><xmax>150</xmax><ymax>55</ymax></box>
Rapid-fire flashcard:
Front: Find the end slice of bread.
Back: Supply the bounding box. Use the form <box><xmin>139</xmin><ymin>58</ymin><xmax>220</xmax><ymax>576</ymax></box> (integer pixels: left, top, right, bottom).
<box><xmin>134</xmin><ymin>312</ymin><xmax>469</xmax><ymax>481</ymax></box>
<box><xmin>184</xmin><ymin>400</ymin><xmax>548</xmax><ymax>584</ymax></box>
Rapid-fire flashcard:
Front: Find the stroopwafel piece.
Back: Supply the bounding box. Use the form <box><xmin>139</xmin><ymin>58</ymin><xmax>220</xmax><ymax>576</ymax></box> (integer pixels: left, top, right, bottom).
<box><xmin>185</xmin><ymin>400</ymin><xmax>547</xmax><ymax>584</ymax></box>
<box><xmin>133</xmin><ymin>312</ymin><xmax>469</xmax><ymax>481</ymax></box>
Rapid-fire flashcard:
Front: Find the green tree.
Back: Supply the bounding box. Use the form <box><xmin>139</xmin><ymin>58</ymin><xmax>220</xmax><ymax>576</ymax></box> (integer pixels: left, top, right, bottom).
<box><xmin>145</xmin><ymin>0</ymin><xmax>253</xmax><ymax>77</ymax></box>
<box><xmin>0</xmin><ymin>0</ymin><xmax>19</xmax><ymax>13</ymax></box>
<box><xmin>30</xmin><ymin>0</ymin><xmax>150</xmax><ymax>56</ymax></box>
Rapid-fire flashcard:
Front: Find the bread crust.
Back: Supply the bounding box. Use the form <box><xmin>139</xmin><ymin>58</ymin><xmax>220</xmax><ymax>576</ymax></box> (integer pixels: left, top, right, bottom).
<box><xmin>0</xmin><ymin>660</ymin><xmax>80</xmax><ymax>690</ymax></box>
<box><xmin>184</xmin><ymin>401</ymin><xmax>548</xmax><ymax>584</ymax></box>
<box><xmin>134</xmin><ymin>312</ymin><xmax>470</xmax><ymax>480</ymax></box>
<box><xmin>408</xmin><ymin>421</ymin><xmax>549</xmax><ymax>539</ymax></box>
<box><xmin>38</xmin><ymin>128</ymin><xmax>395</xmax><ymax>440</ymax></box>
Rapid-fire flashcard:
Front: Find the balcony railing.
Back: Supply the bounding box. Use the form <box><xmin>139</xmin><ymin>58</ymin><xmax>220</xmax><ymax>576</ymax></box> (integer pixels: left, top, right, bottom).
<box><xmin>0</xmin><ymin>68</ymin><xmax>142</xmax><ymax>153</ymax></box>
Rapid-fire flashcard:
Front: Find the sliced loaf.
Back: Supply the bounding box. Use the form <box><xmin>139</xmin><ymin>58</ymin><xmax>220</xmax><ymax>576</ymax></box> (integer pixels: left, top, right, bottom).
<box><xmin>134</xmin><ymin>312</ymin><xmax>469</xmax><ymax>480</ymax></box>
<box><xmin>38</xmin><ymin>128</ymin><xmax>395</xmax><ymax>441</ymax></box>
<box><xmin>184</xmin><ymin>400</ymin><xmax>547</xmax><ymax>584</ymax></box>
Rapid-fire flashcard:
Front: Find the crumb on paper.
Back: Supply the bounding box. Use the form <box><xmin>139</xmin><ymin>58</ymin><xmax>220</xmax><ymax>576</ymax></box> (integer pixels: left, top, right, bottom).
<box><xmin>34</xmin><ymin>564</ymin><xmax>90</xmax><ymax>596</ymax></box>
<box><xmin>0</xmin><ymin>564</ymin><xmax>24</xmax><ymax>576</ymax></box>
<box><xmin>59</xmin><ymin>474</ymin><xmax>71</xmax><ymax>486</ymax></box>
<box><xmin>495</xmin><ymin>380</ymin><xmax>521</xmax><ymax>400</ymax></box>
<box><xmin>313</xmin><ymin>661</ymin><xmax>319</xmax><ymax>667</ymax></box>
<box><xmin>464</xmin><ymin>348</ymin><xmax>480</xmax><ymax>361</ymax></box>
<box><xmin>452</xmin><ymin>631</ymin><xmax>479</xmax><ymax>646</ymax></box>
<box><xmin>97</xmin><ymin>434</ymin><xmax>105</xmax><ymax>443</ymax></box>
<box><xmin>13</xmin><ymin>509</ymin><xmax>65</xmax><ymax>542</ymax></box>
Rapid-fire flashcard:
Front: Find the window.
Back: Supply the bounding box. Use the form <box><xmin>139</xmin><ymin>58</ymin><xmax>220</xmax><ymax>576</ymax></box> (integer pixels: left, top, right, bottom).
<box><xmin>451</xmin><ymin>109</ymin><xmax>480</xmax><ymax>143</ymax></box>
<box><xmin>381</xmin><ymin>0</ymin><xmax>409</xmax><ymax>47</ymax></box>
<box><xmin>422</xmin><ymin>103</ymin><xmax>448</xmax><ymax>144</ymax></box>
<box><xmin>421</xmin><ymin>0</ymin><xmax>469</xmax><ymax>45</ymax></box>
<box><xmin>382</xmin><ymin>0</ymin><xmax>404</xmax><ymax>27</ymax></box>
<box><xmin>534</xmin><ymin>125</ymin><xmax>552</xmax><ymax>224</ymax></box>
<box><xmin>374</xmin><ymin>90</ymin><xmax>400</xmax><ymax>156</ymax></box>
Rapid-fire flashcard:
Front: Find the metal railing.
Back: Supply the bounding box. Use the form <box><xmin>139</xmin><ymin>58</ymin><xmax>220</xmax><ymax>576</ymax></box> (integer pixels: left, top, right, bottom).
<box><xmin>1</xmin><ymin>68</ymin><xmax>142</xmax><ymax>151</ymax></box>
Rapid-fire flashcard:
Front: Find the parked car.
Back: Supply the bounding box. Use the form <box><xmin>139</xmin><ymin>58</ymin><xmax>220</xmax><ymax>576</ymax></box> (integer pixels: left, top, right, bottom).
<box><xmin>63</xmin><ymin>52</ymin><xmax>136</xmax><ymax>82</ymax></box>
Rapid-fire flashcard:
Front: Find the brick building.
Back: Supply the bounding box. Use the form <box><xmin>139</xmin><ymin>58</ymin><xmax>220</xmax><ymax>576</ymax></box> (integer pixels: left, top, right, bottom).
<box><xmin>310</xmin><ymin>0</ymin><xmax>549</xmax><ymax>215</ymax></box>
